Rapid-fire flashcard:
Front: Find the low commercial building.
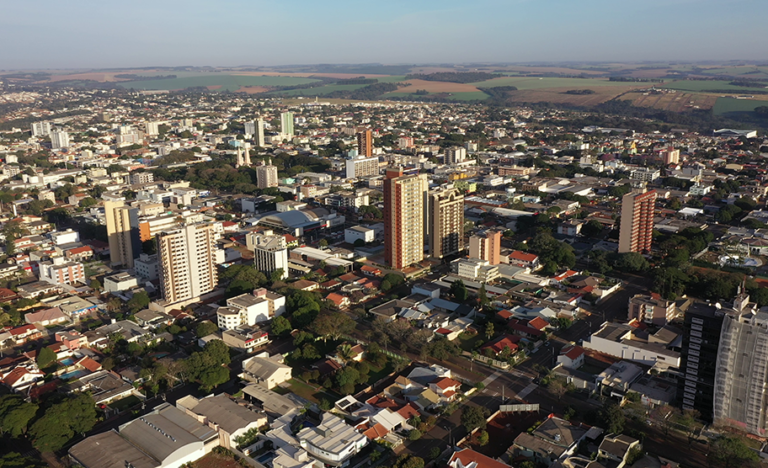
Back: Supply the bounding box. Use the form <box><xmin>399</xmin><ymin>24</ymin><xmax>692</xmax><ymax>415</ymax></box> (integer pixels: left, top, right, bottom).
<box><xmin>222</xmin><ymin>328</ymin><xmax>269</xmax><ymax>352</ymax></box>
<box><xmin>297</xmin><ymin>413</ymin><xmax>368</xmax><ymax>467</ymax></box>
<box><xmin>104</xmin><ymin>272</ymin><xmax>140</xmax><ymax>293</ymax></box>
<box><xmin>627</xmin><ymin>294</ymin><xmax>676</xmax><ymax>326</ymax></box>
<box><xmin>176</xmin><ymin>393</ymin><xmax>268</xmax><ymax>449</ymax></box>
<box><xmin>345</xmin><ymin>225</ymin><xmax>375</xmax><ymax>244</ymax></box>
<box><xmin>582</xmin><ymin>322</ymin><xmax>681</xmax><ymax>368</ymax></box>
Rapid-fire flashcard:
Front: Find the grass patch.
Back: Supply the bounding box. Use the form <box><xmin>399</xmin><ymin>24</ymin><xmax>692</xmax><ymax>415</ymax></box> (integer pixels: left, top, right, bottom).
<box><xmin>285</xmin><ymin>378</ymin><xmax>340</xmax><ymax>404</ymax></box>
<box><xmin>458</xmin><ymin>332</ymin><xmax>484</xmax><ymax>352</ymax></box>
<box><xmin>366</xmin><ymin>361</ymin><xmax>394</xmax><ymax>384</ymax></box>
<box><xmin>268</xmin><ymin>84</ymin><xmax>368</xmax><ymax>96</ymax></box>
<box><xmin>471</xmin><ymin>77</ymin><xmax>638</xmax><ymax>90</ymax></box>
<box><xmin>661</xmin><ymin>80</ymin><xmax>768</xmax><ymax>92</ymax></box>
<box><xmin>713</xmin><ymin>97</ymin><xmax>768</xmax><ymax>115</ymax></box>
<box><xmin>109</xmin><ymin>395</ymin><xmax>141</xmax><ymax>412</ymax></box>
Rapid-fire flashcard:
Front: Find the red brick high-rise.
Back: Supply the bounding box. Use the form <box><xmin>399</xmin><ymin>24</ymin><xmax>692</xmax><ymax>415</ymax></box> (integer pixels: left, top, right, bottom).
<box><xmin>357</xmin><ymin>130</ymin><xmax>373</xmax><ymax>158</ymax></box>
<box><xmin>618</xmin><ymin>190</ymin><xmax>656</xmax><ymax>253</ymax></box>
<box><xmin>384</xmin><ymin>167</ymin><xmax>428</xmax><ymax>270</ymax></box>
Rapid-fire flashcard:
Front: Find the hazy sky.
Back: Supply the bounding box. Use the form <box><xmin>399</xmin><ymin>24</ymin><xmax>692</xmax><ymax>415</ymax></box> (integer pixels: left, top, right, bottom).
<box><xmin>2</xmin><ymin>0</ymin><xmax>767</xmax><ymax>69</ymax></box>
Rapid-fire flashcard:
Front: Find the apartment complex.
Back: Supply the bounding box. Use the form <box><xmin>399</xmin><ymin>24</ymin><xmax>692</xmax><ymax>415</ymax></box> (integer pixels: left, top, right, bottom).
<box><xmin>256</xmin><ymin>160</ymin><xmax>279</xmax><ymax>188</ymax></box>
<box><xmin>129</xmin><ymin>172</ymin><xmax>154</xmax><ymax>185</ymax></box>
<box><xmin>248</xmin><ymin>231</ymin><xmax>288</xmax><ymax>280</ymax></box>
<box><xmin>679</xmin><ymin>302</ymin><xmax>725</xmax><ymax>423</ymax></box>
<box><xmin>356</xmin><ymin>129</ymin><xmax>373</xmax><ymax>157</ymax></box>
<box><xmin>156</xmin><ymin>224</ymin><xmax>218</xmax><ymax>304</ymax></box>
<box><xmin>384</xmin><ymin>168</ymin><xmax>428</xmax><ymax>270</ymax></box>
<box><xmin>713</xmin><ymin>292</ymin><xmax>768</xmax><ymax>435</ymax></box>
<box><xmin>618</xmin><ymin>189</ymin><xmax>656</xmax><ymax>253</ymax></box>
<box><xmin>50</xmin><ymin>130</ymin><xmax>69</xmax><ymax>150</ymax></box>
<box><xmin>428</xmin><ymin>187</ymin><xmax>464</xmax><ymax>259</ymax></box>
<box><xmin>144</xmin><ymin>121</ymin><xmax>159</xmax><ymax>136</ymax></box>
<box><xmin>104</xmin><ymin>200</ymin><xmax>142</xmax><ymax>268</ymax></box>
<box><xmin>469</xmin><ymin>229</ymin><xmax>502</xmax><ymax>265</ymax></box>
<box><xmin>31</xmin><ymin>121</ymin><xmax>52</xmax><ymax>137</ymax></box>
<box><xmin>39</xmin><ymin>257</ymin><xmax>85</xmax><ymax>286</ymax></box>
<box><xmin>627</xmin><ymin>294</ymin><xmax>676</xmax><ymax>326</ymax></box>
<box><xmin>281</xmin><ymin>112</ymin><xmax>294</xmax><ymax>138</ymax></box>
<box><xmin>345</xmin><ymin>155</ymin><xmax>379</xmax><ymax>179</ymax></box>
<box><xmin>444</xmin><ymin>147</ymin><xmax>467</xmax><ymax>165</ymax></box>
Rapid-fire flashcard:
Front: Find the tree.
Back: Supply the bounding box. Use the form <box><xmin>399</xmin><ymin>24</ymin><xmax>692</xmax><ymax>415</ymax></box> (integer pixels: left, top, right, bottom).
<box><xmin>199</xmin><ymin>366</ymin><xmax>229</xmax><ymax>391</ymax></box>
<box><xmin>461</xmin><ymin>406</ymin><xmax>490</xmax><ymax>432</ymax></box>
<box><xmin>337</xmin><ymin>344</ymin><xmax>356</xmax><ymax>362</ymax></box>
<box><xmin>428</xmin><ymin>447</ymin><xmax>441</xmax><ymax>460</ymax></box>
<box><xmin>126</xmin><ymin>291</ymin><xmax>150</xmax><ymax>313</ymax></box>
<box><xmin>599</xmin><ymin>403</ymin><xmax>625</xmax><ymax>434</ymax></box>
<box><xmin>269</xmin><ymin>268</ymin><xmax>285</xmax><ymax>283</ymax></box>
<box><xmin>0</xmin><ymin>395</ymin><xmax>38</xmax><ymax>437</ymax></box>
<box><xmin>271</xmin><ymin>316</ymin><xmax>292</xmax><ymax>336</ymax></box>
<box><xmin>581</xmin><ymin>219</ymin><xmax>604</xmax><ymax>238</ymax></box>
<box><xmin>450</xmin><ymin>280</ymin><xmax>468</xmax><ymax>302</ymax></box>
<box><xmin>29</xmin><ymin>393</ymin><xmax>97</xmax><ymax>452</ymax></box>
<box><xmin>204</xmin><ymin>339</ymin><xmax>232</xmax><ymax>366</ymax></box>
<box><xmin>310</xmin><ymin>313</ymin><xmax>356</xmax><ymax>342</ymax></box>
<box><xmin>196</xmin><ymin>321</ymin><xmax>218</xmax><ymax>338</ymax></box>
<box><xmin>485</xmin><ymin>323</ymin><xmax>494</xmax><ymax>340</ymax></box>
<box><xmin>548</xmin><ymin>379</ymin><xmax>566</xmax><ymax>400</ymax></box>
<box><xmin>318</xmin><ymin>238</ymin><xmax>329</xmax><ymax>247</ymax></box>
<box><xmin>89</xmin><ymin>279</ymin><xmax>102</xmax><ymax>291</ymax></box>
<box><xmin>613</xmin><ymin>252</ymin><xmax>649</xmax><ymax>273</ymax></box>
<box><xmin>477</xmin><ymin>430</ymin><xmax>489</xmax><ymax>446</ymax></box>
<box><xmin>477</xmin><ymin>283</ymin><xmax>490</xmax><ymax>310</ymax></box>
<box><xmin>409</xmin><ymin>429</ymin><xmax>422</xmax><ymax>441</ymax></box>
<box><xmin>36</xmin><ymin>347</ymin><xmax>57</xmax><ymax>370</ymax></box>
<box><xmin>711</xmin><ymin>437</ymin><xmax>759</xmax><ymax>468</ymax></box>
<box><xmin>0</xmin><ymin>452</ymin><xmax>47</xmax><ymax>468</ymax></box>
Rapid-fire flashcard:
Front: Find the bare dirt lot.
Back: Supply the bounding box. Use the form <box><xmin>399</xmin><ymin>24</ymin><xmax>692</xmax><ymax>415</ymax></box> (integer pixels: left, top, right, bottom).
<box><xmin>626</xmin><ymin>91</ymin><xmax>719</xmax><ymax>111</ymax></box>
<box><xmin>235</xmin><ymin>85</ymin><xmax>272</xmax><ymax>94</ymax></box>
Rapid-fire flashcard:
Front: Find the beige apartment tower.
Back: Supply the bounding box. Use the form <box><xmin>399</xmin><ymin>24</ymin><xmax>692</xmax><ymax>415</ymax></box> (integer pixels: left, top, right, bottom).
<box><xmin>384</xmin><ymin>168</ymin><xmax>428</xmax><ymax>270</ymax></box>
<box><xmin>357</xmin><ymin>130</ymin><xmax>373</xmax><ymax>158</ymax></box>
<box><xmin>156</xmin><ymin>224</ymin><xmax>218</xmax><ymax>304</ymax></box>
<box><xmin>104</xmin><ymin>200</ymin><xmax>141</xmax><ymax>268</ymax></box>
<box><xmin>618</xmin><ymin>189</ymin><xmax>657</xmax><ymax>253</ymax></box>
<box><xmin>469</xmin><ymin>229</ymin><xmax>502</xmax><ymax>265</ymax></box>
<box><xmin>428</xmin><ymin>187</ymin><xmax>465</xmax><ymax>259</ymax></box>
<box><xmin>256</xmin><ymin>159</ymin><xmax>279</xmax><ymax>188</ymax></box>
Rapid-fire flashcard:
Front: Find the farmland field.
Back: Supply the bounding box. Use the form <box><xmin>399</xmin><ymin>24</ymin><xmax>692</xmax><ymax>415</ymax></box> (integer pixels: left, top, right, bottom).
<box><xmin>471</xmin><ymin>76</ymin><xmax>646</xmax><ymax>90</ymax></box>
<box><xmin>117</xmin><ymin>75</ymin><xmax>319</xmax><ymax>91</ymax></box>
<box><xmin>624</xmin><ymin>91</ymin><xmax>719</xmax><ymax>112</ymax></box>
<box><xmin>713</xmin><ymin>97</ymin><xmax>768</xmax><ymax>115</ymax></box>
<box><xmin>268</xmin><ymin>84</ymin><xmax>369</xmax><ymax>96</ymax></box>
<box><xmin>385</xmin><ymin>91</ymin><xmax>489</xmax><ymax>101</ymax></box>
<box><xmin>661</xmin><ymin>80</ymin><xmax>768</xmax><ymax>92</ymax></box>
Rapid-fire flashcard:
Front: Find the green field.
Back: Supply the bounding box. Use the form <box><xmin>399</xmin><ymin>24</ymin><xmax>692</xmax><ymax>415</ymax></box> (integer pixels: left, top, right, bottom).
<box><xmin>699</xmin><ymin>66</ymin><xmax>768</xmax><ymax>76</ymax></box>
<box><xmin>470</xmin><ymin>76</ymin><xmax>639</xmax><ymax>89</ymax></box>
<box><xmin>713</xmin><ymin>97</ymin><xmax>768</xmax><ymax>115</ymax></box>
<box><xmin>661</xmin><ymin>80</ymin><xmax>768</xmax><ymax>92</ymax></box>
<box><xmin>118</xmin><ymin>74</ymin><xmax>319</xmax><ymax>91</ymax></box>
<box><xmin>269</xmin><ymin>84</ymin><xmax>369</xmax><ymax>96</ymax></box>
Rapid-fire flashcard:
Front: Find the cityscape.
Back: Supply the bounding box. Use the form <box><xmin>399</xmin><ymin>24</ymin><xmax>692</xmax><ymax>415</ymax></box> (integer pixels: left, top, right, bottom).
<box><xmin>3</xmin><ymin>3</ymin><xmax>768</xmax><ymax>468</ymax></box>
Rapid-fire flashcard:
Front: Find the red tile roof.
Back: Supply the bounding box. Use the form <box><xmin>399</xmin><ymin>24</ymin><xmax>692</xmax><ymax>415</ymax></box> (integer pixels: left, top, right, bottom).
<box><xmin>433</xmin><ymin>377</ymin><xmax>461</xmax><ymax>390</ymax></box>
<box><xmin>327</xmin><ymin>293</ymin><xmax>348</xmax><ymax>306</ymax></box>
<box><xmin>366</xmin><ymin>395</ymin><xmax>399</xmax><ymax>409</ymax></box>
<box><xmin>67</xmin><ymin>246</ymin><xmax>93</xmax><ymax>255</ymax></box>
<box><xmin>449</xmin><ymin>448</ymin><xmax>512</xmax><ymax>468</ymax></box>
<box><xmin>528</xmin><ymin>317</ymin><xmax>549</xmax><ymax>331</ymax></box>
<box><xmin>562</xmin><ymin>345</ymin><xmax>585</xmax><ymax>360</ymax></box>
<box><xmin>77</xmin><ymin>357</ymin><xmax>102</xmax><ymax>373</ymax></box>
<box><xmin>481</xmin><ymin>334</ymin><xmax>520</xmax><ymax>354</ymax></box>
<box><xmin>509</xmin><ymin>251</ymin><xmax>538</xmax><ymax>262</ymax></box>
<box><xmin>362</xmin><ymin>422</ymin><xmax>389</xmax><ymax>440</ymax></box>
<box><xmin>497</xmin><ymin>310</ymin><xmax>513</xmax><ymax>320</ymax></box>
<box><xmin>396</xmin><ymin>403</ymin><xmax>421</xmax><ymax>420</ymax></box>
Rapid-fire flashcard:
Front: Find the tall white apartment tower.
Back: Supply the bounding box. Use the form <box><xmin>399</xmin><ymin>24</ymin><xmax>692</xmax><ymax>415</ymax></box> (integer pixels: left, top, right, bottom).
<box><xmin>256</xmin><ymin>119</ymin><xmax>265</xmax><ymax>147</ymax></box>
<box><xmin>244</xmin><ymin>121</ymin><xmax>257</xmax><ymax>136</ymax></box>
<box><xmin>50</xmin><ymin>130</ymin><xmax>69</xmax><ymax>150</ymax></box>
<box><xmin>444</xmin><ymin>147</ymin><xmax>467</xmax><ymax>165</ymax></box>
<box><xmin>145</xmin><ymin>121</ymin><xmax>160</xmax><ymax>136</ymax></box>
<box><xmin>256</xmin><ymin>159</ymin><xmax>279</xmax><ymax>188</ymax></box>
<box><xmin>156</xmin><ymin>224</ymin><xmax>218</xmax><ymax>304</ymax></box>
<box><xmin>280</xmin><ymin>112</ymin><xmax>294</xmax><ymax>138</ymax></box>
<box><xmin>247</xmin><ymin>232</ymin><xmax>288</xmax><ymax>280</ymax></box>
<box><xmin>31</xmin><ymin>121</ymin><xmax>52</xmax><ymax>137</ymax></box>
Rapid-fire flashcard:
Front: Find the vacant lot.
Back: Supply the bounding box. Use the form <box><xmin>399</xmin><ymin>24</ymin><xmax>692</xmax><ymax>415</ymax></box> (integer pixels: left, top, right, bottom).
<box><xmin>625</xmin><ymin>91</ymin><xmax>719</xmax><ymax>112</ymax></box>
<box><xmin>236</xmin><ymin>86</ymin><xmax>271</xmax><ymax>94</ymax></box>
<box><xmin>193</xmin><ymin>452</ymin><xmax>242</xmax><ymax>468</ymax></box>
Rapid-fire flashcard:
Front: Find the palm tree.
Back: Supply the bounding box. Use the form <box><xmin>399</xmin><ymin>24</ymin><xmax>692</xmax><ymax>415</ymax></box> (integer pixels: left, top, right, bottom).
<box><xmin>337</xmin><ymin>344</ymin><xmax>355</xmax><ymax>363</ymax></box>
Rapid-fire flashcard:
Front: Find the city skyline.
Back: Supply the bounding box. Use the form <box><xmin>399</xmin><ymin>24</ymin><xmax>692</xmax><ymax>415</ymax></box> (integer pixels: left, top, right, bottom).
<box><xmin>2</xmin><ymin>0</ymin><xmax>768</xmax><ymax>69</ymax></box>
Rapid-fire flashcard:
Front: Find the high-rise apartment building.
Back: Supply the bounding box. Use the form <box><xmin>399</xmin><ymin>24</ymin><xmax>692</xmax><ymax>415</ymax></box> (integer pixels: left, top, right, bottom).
<box><xmin>444</xmin><ymin>147</ymin><xmax>467</xmax><ymax>165</ymax></box>
<box><xmin>31</xmin><ymin>121</ymin><xmax>52</xmax><ymax>137</ymax></box>
<box><xmin>661</xmin><ymin>147</ymin><xmax>680</xmax><ymax>165</ymax></box>
<box><xmin>345</xmin><ymin>155</ymin><xmax>379</xmax><ymax>179</ymax></box>
<box><xmin>469</xmin><ymin>229</ymin><xmax>502</xmax><ymax>265</ymax></box>
<box><xmin>256</xmin><ymin>119</ymin><xmax>265</xmax><ymax>147</ymax></box>
<box><xmin>247</xmin><ymin>232</ymin><xmax>288</xmax><ymax>280</ymax></box>
<box><xmin>280</xmin><ymin>112</ymin><xmax>294</xmax><ymax>138</ymax></box>
<box><xmin>244</xmin><ymin>121</ymin><xmax>257</xmax><ymax>136</ymax></box>
<box><xmin>256</xmin><ymin>159</ymin><xmax>279</xmax><ymax>188</ymax></box>
<box><xmin>618</xmin><ymin>189</ymin><xmax>656</xmax><ymax>253</ymax></box>
<box><xmin>104</xmin><ymin>200</ymin><xmax>141</xmax><ymax>268</ymax></box>
<box><xmin>156</xmin><ymin>224</ymin><xmax>218</xmax><ymax>304</ymax></box>
<box><xmin>679</xmin><ymin>302</ymin><xmax>725</xmax><ymax>423</ymax></box>
<box><xmin>357</xmin><ymin>130</ymin><xmax>373</xmax><ymax>157</ymax></box>
<box><xmin>145</xmin><ymin>121</ymin><xmax>159</xmax><ymax>136</ymax></box>
<box><xmin>428</xmin><ymin>187</ymin><xmax>464</xmax><ymax>259</ymax></box>
<box><xmin>130</xmin><ymin>172</ymin><xmax>154</xmax><ymax>185</ymax></box>
<box><xmin>50</xmin><ymin>130</ymin><xmax>69</xmax><ymax>150</ymax></box>
<box><xmin>384</xmin><ymin>168</ymin><xmax>428</xmax><ymax>270</ymax></box>
<box><xmin>712</xmin><ymin>291</ymin><xmax>768</xmax><ymax>435</ymax></box>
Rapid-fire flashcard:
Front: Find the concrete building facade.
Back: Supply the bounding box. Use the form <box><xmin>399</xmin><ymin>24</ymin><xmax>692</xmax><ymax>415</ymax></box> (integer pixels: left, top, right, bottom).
<box><xmin>384</xmin><ymin>168</ymin><xmax>428</xmax><ymax>270</ymax></box>
<box><xmin>618</xmin><ymin>190</ymin><xmax>656</xmax><ymax>253</ymax></box>
<box><xmin>157</xmin><ymin>224</ymin><xmax>218</xmax><ymax>304</ymax></box>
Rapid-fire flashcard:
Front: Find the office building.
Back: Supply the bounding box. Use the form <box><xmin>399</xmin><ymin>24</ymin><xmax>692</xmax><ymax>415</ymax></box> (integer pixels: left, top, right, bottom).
<box><xmin>50</xmin><ymin>130</ymin><xmax>69</xmax><ymax>150</ymax></box>
<box><xmin>256</xmin><ymin>159</ymin><xmax>278</xmax><ymax>188</ymax></box>
<box><xmin>428</xmin><ymin>187</ymin><xmax>464</xmax><ymax>259</ymax></box>
<box><xmin>104</xmin><ymin>200</ymin><xmax>142</xmax><ymax>268</ymax></box>
<box><xmin>145</xmin><ymin>121</ymin><xmax>159</xmax><ymax>136</ymax></box>
<box><xmin>281</xmin><ymin>112</ymin><xmax>294</xmax><ymax>138</ymax></box>
<box><xmin>444</xmin><ymin>147</ymin><xmax>467</xmax><ymax>165</ymax></box>
<box><xmin>345</xmin><ymin>155</ymin><xmax>379</xmax><ymax>179</ymax></box>
<box><xmin>357</xmin><ymin>129</ymin><xmax>373</xmax><ymax>157</ymax></box>
<box><xmin>31</xmin><ymin>121</ymin><xmax>52</xmax><ymax>137</ymax></box>
<box><xmin>469</xmin><ymin>229</ymin><xmax>502</xmax><ymax>265</ymax></box>
<box><xmin>679</xmin><ymin>302</ymin><xmax>725</xmax><ymax>423</ymax></box>
<box><xmin>618</xmin><ymin>189</ymin><xmax>656</xmax><ymax>253</ymax></box>
<box><xmin>384</xmin><ymin>167</ymin><xmax>428</xmax><ymax>270</ymax></box>
<box><xmin>248</xmin><ymin>231</ymin><xmax>288</xmax><ymax>280</ymax></box>
<box><xmin>157</xmin><ymin>224</ymin><xmax>218</xmax><ymax>304</ymax></box>
<box><xmin>713</xmin><ymin>291</ymin><xmax>768</xmax><ymax>435</ymax></box>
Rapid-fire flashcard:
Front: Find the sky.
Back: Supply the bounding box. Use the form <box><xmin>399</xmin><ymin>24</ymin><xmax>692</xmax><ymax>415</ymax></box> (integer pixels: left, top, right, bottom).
<box><xmin>1</xmin><ymin>0</ymin><xmax>767</xmax><ymax>69</ymax></box>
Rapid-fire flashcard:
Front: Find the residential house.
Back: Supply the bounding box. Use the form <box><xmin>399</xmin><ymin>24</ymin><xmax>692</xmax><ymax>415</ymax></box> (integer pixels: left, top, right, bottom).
<box><xmin>429</xmin><ymin>377</ymin><xmax>461</xmax><ymax>403</ymax></box>
<box><xmin>64</xmin><ymin>370</ymin><xmax>140</xmax><ymax>405</ymax></box>
<box><xmin>510</xmin><ymin>416</ymin><xmax>595</xmax><ymax>466</ymax></box>
<box><xmin>1</xmin><ymin>366</ymin><xmax>45</xmax><ymax>393</ymax></box>
<box><xmin>558</xmin><ymin>345</ymin><xmax>585</xmax><ymax>370</ymax></box>
<box><xmin>449</xmin><ymin>448</ymin><xmax>513</xmax><ymax>468</ymax></box>
<box><xmin>222</xmin><ymin>328</ymin><xmax>269</xmax><ymax>352</ymax></box>
<box><xmin>509</xmin><ymin>251</ymin><xmax>540</xmax><ymax>269</ymax></box>
<box><xmin>327</xmin><ymin>293</ymin><xmax>350</xmax><ymax>309</ymax></box>
<box><xmin>24</xmin><ymin>306</ymin><xmax>67</xmax><ymax>326</ymax></box>
<box><xmin>481</xmin><ymin>334</ymin><xmax>520</xmax><ymax>357</ymax></box>
<box><xmin>240</xmin><ymin>353</ymin><xmax>292</xmax><ymax>389</ymax></box>
<box><xmin>598</xmin><ymin>434</ymin><xmax>641</xmax><ymax>468</ymax></box>
<box><xmin>296</xmin><ymin>413</ymin><xmax>369</xmax><ymax>467</ymax></box>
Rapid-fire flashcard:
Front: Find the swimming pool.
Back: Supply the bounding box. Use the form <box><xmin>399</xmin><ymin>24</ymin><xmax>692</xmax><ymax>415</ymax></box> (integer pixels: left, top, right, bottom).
<box><xmin>60</xmin><ymin>369</ymin><xmax>87</xmax><ymax>380</ymax></box>
<box><xmin>60</xmin><ymin>357</ymin><xmax>75</xmax><ymax>366</ymax></box>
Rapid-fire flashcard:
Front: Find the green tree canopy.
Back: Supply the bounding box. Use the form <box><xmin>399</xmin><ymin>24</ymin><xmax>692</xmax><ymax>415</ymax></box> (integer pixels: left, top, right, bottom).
<box><xmin>196</xmin><ymin>321</ymin><xmax>218</xmax><ymax>338</ymax></box>
<box><xmin>461</xmin><ymin>406</ymin><xmax>490</xmax><ymax>432</ymax></box>
<box><xmin>36</xmin><ymin>347</ymin><xmax>57</xmax><ymax>370</ymax></box>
